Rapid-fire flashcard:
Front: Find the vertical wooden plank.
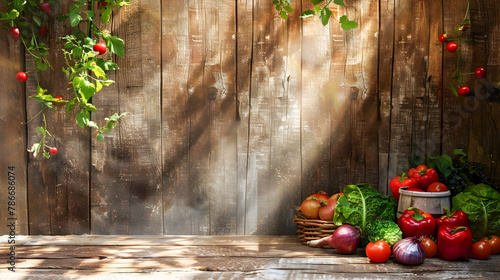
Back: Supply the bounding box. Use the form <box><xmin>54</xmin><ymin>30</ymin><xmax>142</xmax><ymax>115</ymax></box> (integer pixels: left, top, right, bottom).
<box><xmin>0</xmin><ymin>8</ymin><xmax>28</xmax><ymax>235</ymax></box>
<box><xmin>378</xmin><ymin>0</ymin><xmax>395</xmax><ymax>193</ymax></box>
<box><xmin>26</xmin><ymin>1</ymin><xmax>90</xmax><ymax>235</ymax></box>
<box><xmin>388</xmin><ymin>0</ymin><xmax>441</xmax><ymax>188</ymax></box>
<box><xmin>300</xmin><ymin>0</ymin><xmax>331</xmax><ymax>198</ymax></box>
<box><xmin>467</xmin><ymin>0</ymin><xmax>500</xmax><ymax>183</ymax></box>
<box><xmin>271</xmin><ymin>0</ymin><xmax>302</xmax><ymax>235</ymax></box>
<box><xmin>442</xmin><ymin>0</ymin><xmax>472</xmax><ymax>156</ymax></box>
<box><xmin>92</xmin><ymin>0</ymin><xmax>163</xmax><ymax>235</ymax></box>
<box><xmin>204</xmin><ymin>0</ymin><xmax>238</xmax><ymax>235</ymax></box>
<box><xmin>329</xmin><ymin>0</ymin><xmax>379</xmax><ymax>191</ymax></box>
<box><xmin>235</xmin><ymin>0</ymin><xmax>253</xmax><ymax>235</ymax></box>
<box><xmin>162</xmin><ymin>0</ymin><xmax>191</xmax><ymax>235</ymax></box>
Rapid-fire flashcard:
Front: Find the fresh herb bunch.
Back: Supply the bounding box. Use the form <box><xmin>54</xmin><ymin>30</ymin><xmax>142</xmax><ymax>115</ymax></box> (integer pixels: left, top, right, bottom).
<box><xmin>410</xmin><ymin>149</ymin><xmax>498</xmax><ymax>197</ymax></box>
<box><xmin>274</xmin><ymin>0</ymin><xmax>358</xmax><ymax>30</ymax></box>
<box><xmin>1</xmin><ymin>0</ymin><xmax>130</xmax><ymax>158</ymax></box>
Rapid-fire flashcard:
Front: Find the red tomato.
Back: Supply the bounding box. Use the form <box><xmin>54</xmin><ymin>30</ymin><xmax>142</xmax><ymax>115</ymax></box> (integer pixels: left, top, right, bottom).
<box><xmin>39</xmin><ymin>27</ymin><xmax>48</xmax><ymax>36</ymax></box>
<box><xmin>472</xmin><ymin>241</ymin><xmax>491</xmax><ymax>260</ymax></box>
<box><xmin>421</xmin><ymin>237</ymin><xmax>437</xmax><ymax>258</ymax></box>
<box><xmin>49</xmin><ymin>147</ymin><xmax>58</xmax><ymax>155</ymax></box>
<box><xmin>16</xmin><ymin>72</ymin><xmax>28</xmax><ymax>83</ymax></box>
<box><xmin>366</xmin><ymin>240</ymin><xmax>391</xmax><ymax>263</ymax></box>
<box><xmin>438</xmin><ymin>33</ymin><xmax>447</xmax><ymax>42</ymax></box>
<box><xmin>480</xmin><ymin>235</ymin><xmax>500</xmax><ymax>255</ymax></box>
<box><xmin>458</xmin><ymin>86</ymin><xmax>470</xmax><ymax>96</ymax></box>
<box><xmin>475</xmin><ymin>67</ymin><xmax>487</xmax><ymax>79</ymax></box>
<box><xmin>93</xmin><ymin>42</ymin><xmax>107</xmax><ymax>55</ymax></box>
<box><xmin>446</xmin><ymin>42</ymin><xmax>458</xmax><ymax>53</ymax></box>
<box><xmin>300</xmin><ymin>199</ymin><xmax>321</xmax><ymax>219</ymax></box>
<box><xmin>306</xmin><ymin>191</ymin><xmax>329</xmax><ymax>202</ymax></box>
<box><xmin>427</xmin><ymin>182</ymin><xmax>448</xmax><ymax>192</ymax></box>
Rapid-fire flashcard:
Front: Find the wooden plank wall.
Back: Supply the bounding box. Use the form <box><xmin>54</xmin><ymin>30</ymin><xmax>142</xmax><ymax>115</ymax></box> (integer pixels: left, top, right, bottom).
<box><xmin>0</xmin><ymin>0</ymin><xmax>499</xmax><ymax>236</ymax></box>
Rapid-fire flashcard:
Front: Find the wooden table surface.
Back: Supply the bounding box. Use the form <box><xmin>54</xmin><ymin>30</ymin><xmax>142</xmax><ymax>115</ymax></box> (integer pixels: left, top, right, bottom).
<box><xmin>1</xmin><ymin>235</ymin><xmax>499</xmax><ymax>279</ymax></box>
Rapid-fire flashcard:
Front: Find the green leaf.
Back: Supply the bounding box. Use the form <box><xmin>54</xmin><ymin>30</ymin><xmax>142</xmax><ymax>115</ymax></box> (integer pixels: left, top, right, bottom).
<box><xmin>85</xmin><ymin>104</ymin><xmax>97</xmax><ymax>111</ymax></box>
<box><xmin>97</xmin><ymin>133</ymin><xmax>104</xmax><ymax>142</ymax></box>
<box><xmin>73</xmin><ymin>76</ymin><xmax>84</xmax><ymax>92</ymax></box>
<box><xmin>310</xmin><ymin>0</ymin><xmax>324</xmax><ymax>5</ymax></box>
<box><xmin>36</xmin><ymin>61</ymin><xmax>48</xmax><ymax>71</ymax></box>
<box><xmin>320</xmin><ymin>7</ymin><xmax>332</xmax><ymax>26</ymax></box>
<box><xmin>333</xmin><ymin>0</ymin><xmax>345</xmax><ymax>6</ymax></box>
<box><xmin>14</xmin><ymin>0</ymin><xmax>27</xmax><ymax>12</ymax></box>
<box><xmin>284</xmin><ymin>5</ymin><xmax>293</xmax><ymax>13</ymax></box>
<box><xmin>36</xmin><ymin>126</ymin><xmax>46</xmax><ymax>135</ymax></box>
<box><xmin>272</xmin><ymin>0</ymin><xmax>279</xmax><ymax>4</ymax></box>
<box><xmin>76</xmin><ymin>111</ymin><xmax>90</xmax><ymax>128</ymax></box>
<box><xmin>56</xmin><ymin>14</ymin><xmax>69</xmax><ymax>22</ymax></box>
<box><xmin>96</xmin><ymin>81</ymin><xmax>103</xmax><ymax>92</ymax></box>
<box><xmin>85</xmin><ymin>10</ymin><xmax>95</xmax><ymax>19</ymax></box>
<box><xmin>43</xmin><ymin>152</ymin><xmax>50</xmax><ymax>159</ymax></box>
<box><xmin>37</xmin><ymin>86</ymin><xmax>48</xmax><ymax>95</ymax></box>
<box><xmin>101</xmin><ymin>8</ymin><xmax>112</xmax><ymax>24</ymax></box>
<box><xmin>280</xmin><ymin>11</ymin><xmax>288</xmax><ymax>20</ymax></box>
<box><xmin>91</xmin><ymin>65</ymin><xmax>106</xmax><ymax>79</ymax></box>
<box><xmin>451</xmin><ymin>84</ymin><xmax>458</xmax><ymax>97</ymax></box>
<box><xmin>106</xmin><ymin>36</ymin><xmax>125</xmax><ymax>57</ymax></box>
<box><xmin>0</xmin><ymin>9</ymin><xmax>19</xmax><ymax>20</ymax></box>
<box><xmin>32</xmin><ymin>16</ymin><xmax>41</xmax><ymax>26</ymax></box>
<box><xmin>69</xmin><ymin>12</ymin><xmax>82</xmax><ymax>27</ymax></box>
<box><xmin>80</xmin><ymin>80</ymin><xmax>96</xmax><ymax>102</ymax></box>
<box><xmin>73</xmin><ymin>46</ymin><xmax>83</xmax><ymax>59</ymax></box>
<box><xmin>300</xmin><ymin>10</ymin><xmax>316</xmax><ymax>18</ymax></box>
<box><xmin>275</xmin><ymin>4</ymin><xmax>282</xmax><ymax>11</ymax></box>
<box><xmin>96</xmin><ymin>59</ymin><xmax>119</xmax><ymax>71</ymax></box>
<box><xmin>339</xmin><ymin>15</ymin><xmax>358</xmax><ymax>30</ymax></box>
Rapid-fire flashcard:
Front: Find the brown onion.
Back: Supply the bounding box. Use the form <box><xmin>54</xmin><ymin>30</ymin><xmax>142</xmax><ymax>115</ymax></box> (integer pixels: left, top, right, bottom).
<box><xmin>392</xmin><ymin>237</ymin><xmax>426</xmax><ymax>265</ymax></box>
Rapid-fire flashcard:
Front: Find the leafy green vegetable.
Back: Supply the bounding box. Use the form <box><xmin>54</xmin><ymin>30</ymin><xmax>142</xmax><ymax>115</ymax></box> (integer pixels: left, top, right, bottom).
<box><xmin>452</xmin><ymin>184</ymin><xmax>500</xmax><ymax>241</ymax></box>
<box><xmin>365</xmin><ymin>219</ymin><xmax>402</xmax><ymax>246</ymax></box>
<box><xmin>333</xmin><ymin>184</ymin><xmax>397</xmax><ymax>235</ymax></box>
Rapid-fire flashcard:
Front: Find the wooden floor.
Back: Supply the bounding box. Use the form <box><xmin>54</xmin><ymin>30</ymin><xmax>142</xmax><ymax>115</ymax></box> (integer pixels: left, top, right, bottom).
<box><xmin>1</xmin><ymin>235</ymin><xmax>499</xmax><ymax>279</ymax></box>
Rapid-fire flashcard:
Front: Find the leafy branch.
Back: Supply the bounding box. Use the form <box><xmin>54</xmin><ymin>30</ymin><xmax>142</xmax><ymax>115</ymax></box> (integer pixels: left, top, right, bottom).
<box><xmin>274</xmin><ymin>0</ymin><xmax>358</xmax><ymax>30</ymax></box>
<box><xmin>1</xmin><ymin>0</ymin><xmax>130</xmax><ymax>158</ymax></box>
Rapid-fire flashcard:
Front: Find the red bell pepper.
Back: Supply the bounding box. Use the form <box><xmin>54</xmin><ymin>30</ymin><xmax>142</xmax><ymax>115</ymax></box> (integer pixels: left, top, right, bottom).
<box><xmin>408</xmin><ymin>165</ymin><xmax>439</xmax><ymax>191</ymax></box>
<box><xmin>397</xmin><ymin>207</ymin><xmax>436</xmax><ymax>238</ymax></box>
<box><xmin>389</xmin><ymin>173</ymin><xmax>418</xmax><ymax>201</ymax></box>
<box><xmin>436</xmin><ymin>207</ymin><xmax>469</xmax><ymax>228</ymax></box>
<box><xmin>437</xmin><ymin>225</ymin><xmax>473</xmax><ymax>261</ymax></box>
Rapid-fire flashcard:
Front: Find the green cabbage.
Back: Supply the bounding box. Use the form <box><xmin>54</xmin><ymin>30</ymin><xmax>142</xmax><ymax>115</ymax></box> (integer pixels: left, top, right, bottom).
<box><xmin>333</xmin><ymin>184</ymin><xmax>397</xmax><ymax>235</ymax></box>
<box><xmin>452</xmin><ymin>184</ymin><xmax>500</xmax><ymax>241</ymax></box>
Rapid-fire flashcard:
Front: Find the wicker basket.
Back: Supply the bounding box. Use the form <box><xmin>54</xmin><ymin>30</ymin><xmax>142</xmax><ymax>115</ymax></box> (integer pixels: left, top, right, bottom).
<box><xmin>293</xmin><ymin>211</ymin><xmax>338</xmax><ymax>244</ymax></box>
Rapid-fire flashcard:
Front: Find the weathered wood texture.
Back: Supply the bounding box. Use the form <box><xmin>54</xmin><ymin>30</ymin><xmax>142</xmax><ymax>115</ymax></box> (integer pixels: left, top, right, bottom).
<box><xmin>0</xmin><ymin>235</ymin><xmax>499</xmax><ymax>279</ymax></box>
<box><xmin>0</xmin><ymin>0</ymin><xmax>499</xmax><ymax>235</ymax></box>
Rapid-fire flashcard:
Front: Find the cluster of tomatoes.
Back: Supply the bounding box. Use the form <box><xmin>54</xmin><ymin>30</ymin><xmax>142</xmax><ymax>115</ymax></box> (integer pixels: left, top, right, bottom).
<box><xmin>299</xmin><ymin>191</ymin><xmax>343</xmax><ymax>221</ymax></box>
<box><xmin>389</xmin><ymin>165</ymin><xmax>447</xmax><ymax>201</ymax></box>
<box><xmin>439</xmin><ymin>32</ymin><xmax>488</xmax><ymax>97</ymax></box>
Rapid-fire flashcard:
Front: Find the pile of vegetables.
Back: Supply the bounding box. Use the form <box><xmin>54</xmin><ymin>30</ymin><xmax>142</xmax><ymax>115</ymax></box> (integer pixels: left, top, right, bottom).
<box><xmin>297</xmin><ymin>178</ymin><xmax>500</xmax><ymax>265</ymax></box>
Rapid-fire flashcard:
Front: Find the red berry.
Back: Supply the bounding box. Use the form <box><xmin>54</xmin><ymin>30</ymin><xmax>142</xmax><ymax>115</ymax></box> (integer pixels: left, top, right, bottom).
<box><xmin>49</xmin><ymin>147</ymin><xmax>57</xmax><ymax>155</ymax></box>
<box><xmin>446</xmin><ymin>42</ymin><xmax>458</xmax><ymax>53</ymax></box>
<box><xmin>98</xmin><ymin>1</ymin><xmax>108</xmax><ymax>7</ymax></box>
<box><xmin>39</xmin><ymin>2</ymin><xmax>51</xmax><ymax>15</ymax></box>
<box><xmin>8</xmin><ymin>27</ymin><xmax>20</xmax><ymax>40</ymax></box>
<box><xmin>475</xmin><ymin>67</ymin><xmax>487</xmax><ymax>79</ymax></box>
<box><xmin>93</xmin><ymin>42</ymin><xmax>107</xmax><ymax>55</ymax></box>
<box><xmin>54</xmin><ymin>96</ymin><xmax>63</xmax><ymax>100</ymax></box>
<box><xmin>16</xmin><ymin>72</ymin><xmax>28</xmax><ymax>83</ymax></box>
<box><xmin>438</xmin><ymin>33</ymin><xmax>448</xmax><ymax>42</ymax></box>
<box><xmin>39</xmin><ymin>27</ymin><xmax>48</xmax><ymax>36</ymax></box>
<box><xmin>458</xmin><ymin>86</ymin><xmax>470</xmax><ymax>96</ymax></box>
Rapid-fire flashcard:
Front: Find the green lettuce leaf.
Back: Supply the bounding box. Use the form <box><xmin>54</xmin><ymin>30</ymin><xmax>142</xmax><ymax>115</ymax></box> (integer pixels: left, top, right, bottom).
<box><xmin>333</xmin><ymin>184</ymin><xmax>397</xmax><ymax>235</ymax></box>
<box><xmin>452</xmin><ymin>184</ymin><xmax>500</xmax><ymax>241</ymax></box>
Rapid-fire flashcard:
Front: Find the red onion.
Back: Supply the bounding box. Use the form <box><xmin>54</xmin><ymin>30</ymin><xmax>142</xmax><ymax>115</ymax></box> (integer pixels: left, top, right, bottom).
<box><xmin>307</xmin><ymin>224</ymin><xmax>360</xmax><ymax>254</ymax></box>
<box><xmin>392</xmin><ymin>237</ymin><xmax>426</xmax><ymax>265</ymax></box>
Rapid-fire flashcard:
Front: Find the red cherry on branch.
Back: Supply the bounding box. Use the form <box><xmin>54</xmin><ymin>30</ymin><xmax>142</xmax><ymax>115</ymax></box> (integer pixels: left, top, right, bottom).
<box><xmin>458</xmin><ymin>86</ymin><xmax>470</xmax><ymax>96</ymax></box>
<box><xmin>16</xmin><ymin>72</ymin><xmax>28</xmax><ymax>83</ymax></box>
<box><xmin>39</xmin><ymin>2</ymin><xmax>51</xmax><ymax>15</ymax></box>
<box><xmin>475</xmin><ymin>67</ymin><xmax>487</xmax><ymax>79</ymax></box>
<box><xmin>8</xmin><ymin>27</ymin><xmax>20</xmax><ymax>40</ymax></box>
<box><xmin>49</xmin><ymin>147</ymin><xmax>58</xmax><ymax>155</ymax></box>
<box><xmin>446</xmin><ymin>42</ymin><xmax>458</xmax><ymax>53</ymax></box>
<box><xmin>93</xmin><ymin>42</ymin><xmax>107</xmax><ymax>55</ymax></box>
<box><xmin>39</xmin><ymin>27</ymin><xmax>48</xmax><ymax>36</ymax></box>
<box><xmin>438</xmin><ymin>33</ymin><xmax>448</xmax><ymax>42</ymax></box>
